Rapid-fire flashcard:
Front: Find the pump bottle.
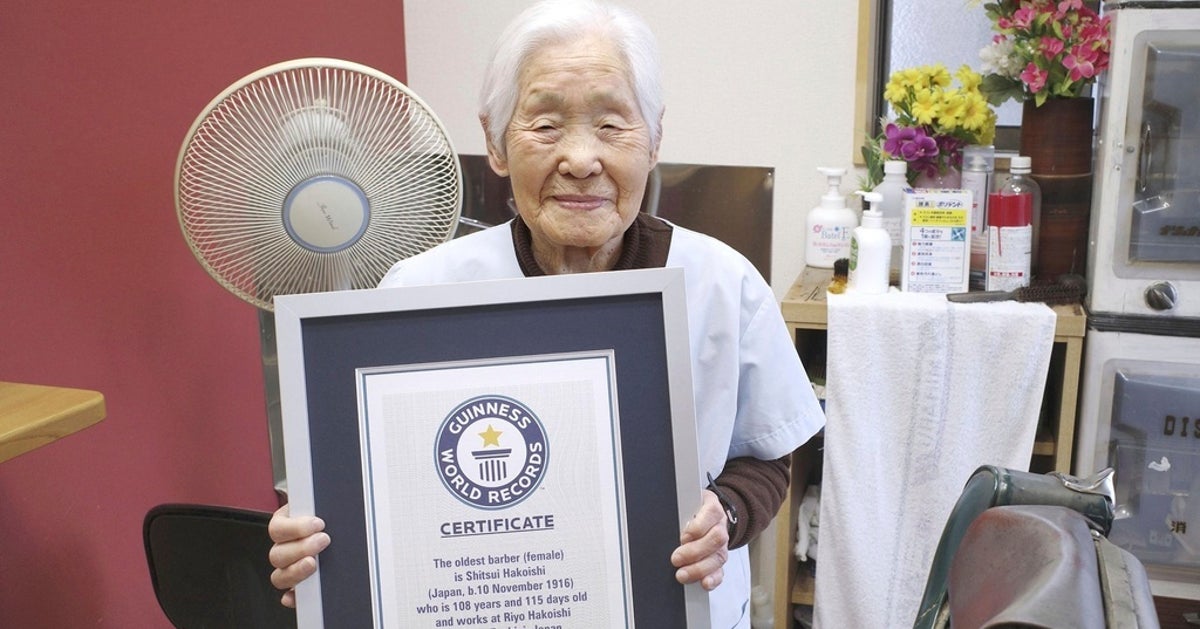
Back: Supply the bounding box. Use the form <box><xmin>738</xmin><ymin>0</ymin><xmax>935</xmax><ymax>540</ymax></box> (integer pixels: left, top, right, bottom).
<box><xmin>871</xmin><ymin>160</ymin><xmax>908</xmax><ymax>276</ymax></box>
<box><xmin>848</xmin><ymin>191</ymin><xmax>892</xmax><ymax>295</ymax></box>
<box><xmin>804</xmin><ymin>167</ymin><xmax>857</xmax><ymax>269</ymax></box>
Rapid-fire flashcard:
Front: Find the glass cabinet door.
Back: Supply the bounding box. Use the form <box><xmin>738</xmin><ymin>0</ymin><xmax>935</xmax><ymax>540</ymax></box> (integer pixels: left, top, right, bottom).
<box><xmin>1105</xmin><ymin>362</ymin><xmax>1200</xmax><ymax>578</ymax></box>
<box><xmin>1122</xmin><ymin>31</ymin><xmax>1200</xmax><ymax>267</ymax></box>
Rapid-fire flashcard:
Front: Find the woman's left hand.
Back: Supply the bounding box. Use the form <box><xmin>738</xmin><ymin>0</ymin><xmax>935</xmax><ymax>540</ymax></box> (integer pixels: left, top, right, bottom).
<box><xmin>671</xmin><ymin>489</ymin><xmax>729</xmax><ymax>590</ymax></box>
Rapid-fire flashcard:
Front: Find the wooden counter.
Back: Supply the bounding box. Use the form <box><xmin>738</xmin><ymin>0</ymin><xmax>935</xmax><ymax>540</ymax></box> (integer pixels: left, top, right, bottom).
<box><xmin>0</xmin><ymin>382</ymin><xmax>106</xmax><ymax>463</ymax></box>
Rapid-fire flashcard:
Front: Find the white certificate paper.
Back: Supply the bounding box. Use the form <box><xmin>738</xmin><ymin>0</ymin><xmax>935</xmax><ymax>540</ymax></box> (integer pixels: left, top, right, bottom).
<box><xmin>357</xmin><ymin>351</ymin><xmax>633</xmax><ymax>628</ymax></box>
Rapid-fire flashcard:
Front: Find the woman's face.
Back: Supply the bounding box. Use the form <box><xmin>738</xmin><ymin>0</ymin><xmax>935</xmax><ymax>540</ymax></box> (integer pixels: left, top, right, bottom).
<box><xmin>488</xmin><ymin>33</ymin><xmax>659</xmax><ymax>264</ymax></box>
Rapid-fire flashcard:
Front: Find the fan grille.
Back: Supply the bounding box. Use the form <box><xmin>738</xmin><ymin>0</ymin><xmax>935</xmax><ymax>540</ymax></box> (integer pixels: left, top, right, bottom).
<box><xmin>176</xmin><ymin>59</ymin><xmax>462</xmax><ymax>310</ymax></box>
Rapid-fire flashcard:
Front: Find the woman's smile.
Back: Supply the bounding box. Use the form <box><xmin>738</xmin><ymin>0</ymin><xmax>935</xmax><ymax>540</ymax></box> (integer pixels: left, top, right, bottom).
<box><xmin>551</xmin><ymin>194</ymin><xmax>608</xmax><ymax>211</ymax></box>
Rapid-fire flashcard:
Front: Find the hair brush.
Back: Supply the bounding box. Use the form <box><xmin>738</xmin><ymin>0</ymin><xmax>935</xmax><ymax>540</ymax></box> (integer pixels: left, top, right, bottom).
<box><xmin>828</xmin><ymin>258</ymin><xmax>849</xmax><ymax>294</ymax></box>
<box><xmin>946</xmin><ymin>274</ymin><xmax>1086</xmax><ymax>306</ymax></box>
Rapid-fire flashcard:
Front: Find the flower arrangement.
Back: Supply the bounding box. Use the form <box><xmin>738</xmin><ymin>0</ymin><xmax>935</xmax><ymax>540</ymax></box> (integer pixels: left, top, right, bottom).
<box><xmin>861</xmin><ymin>63</ymin><xmax>997</xmax><ymax>189</ymax></box>
<box><xmin>977</xmin><ymin>0</ymin><xmax>1111</xmax><ymax>106</ymax></box>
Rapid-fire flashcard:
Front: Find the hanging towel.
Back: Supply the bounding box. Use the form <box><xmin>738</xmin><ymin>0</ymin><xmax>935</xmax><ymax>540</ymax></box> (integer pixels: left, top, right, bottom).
<box><xmin>813</xmin><ymin>291</ymin><xmax>1057</xmax><ymax>629</ymax></box>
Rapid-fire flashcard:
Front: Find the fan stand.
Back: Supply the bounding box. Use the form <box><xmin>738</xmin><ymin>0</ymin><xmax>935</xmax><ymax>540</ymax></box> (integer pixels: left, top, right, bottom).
<box><xmin>258</xmin><ymin>311</ymin><xmax>288</xmax><ymax>498</ymax></box>
<box><xmin>265</xmin><ymin>172</ymin><xmax>373</xmax><ymax>500</ymax></box>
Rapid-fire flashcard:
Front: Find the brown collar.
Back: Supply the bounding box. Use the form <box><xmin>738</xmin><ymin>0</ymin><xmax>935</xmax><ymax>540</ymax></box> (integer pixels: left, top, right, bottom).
<box><xmin>510</xmin><ymin>213</ymin><xmax>673</xmax><ymax>277</ymax></box>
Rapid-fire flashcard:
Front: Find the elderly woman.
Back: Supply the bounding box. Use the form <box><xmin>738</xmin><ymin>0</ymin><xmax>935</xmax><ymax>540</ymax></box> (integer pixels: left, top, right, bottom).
<box><xmin>269</xmin><ymin>1</ymin><xmax>824</xmax><ymax>625</ymax></box>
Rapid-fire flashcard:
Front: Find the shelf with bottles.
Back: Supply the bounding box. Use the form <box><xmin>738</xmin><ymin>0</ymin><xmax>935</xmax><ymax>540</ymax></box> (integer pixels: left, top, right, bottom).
<box><xmin>771</xmin><ymin>266</ymin><xmax>1087</xmax><ymax>626</ymax></box>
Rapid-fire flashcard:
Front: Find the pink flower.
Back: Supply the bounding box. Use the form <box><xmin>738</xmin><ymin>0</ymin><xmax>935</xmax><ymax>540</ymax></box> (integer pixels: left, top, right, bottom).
<box><xmin>1020</xmin><ymin>62</ymin><xmax>1048</xmax><ymax>93</ymax></box>
<box><xmin>1063</xmin><ymin>45</ymin><xmax>1099</xmax><ymax>81</ymax></box>
<box><xmin>980</xmin><ymin>0</ymin><xmax>1112</xmax><ymax>102</ymax></box>
<box><xmin>1056</xmin><ymin>0</ymin><xmax>1083</xmax><ymax>18</ymax></box>
<box><xmin>1079</xmin><ymin>19</ymin><xmax>1109</xmax><ymax>48</ymax></box>
<box><xmin>1040</xmin><ymin>36</ymin><xmax>1064</xmax><ymax>59</ymax></box>
<box><xmin>1012</xmin><ymin>6</ymin><xmax>1037</xmax><ymax>29</ymax></box>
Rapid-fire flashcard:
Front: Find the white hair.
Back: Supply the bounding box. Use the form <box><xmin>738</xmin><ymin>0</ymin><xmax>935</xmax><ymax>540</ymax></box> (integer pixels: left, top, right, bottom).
<box><xmin>478</xmin><ymin>0</ymin><xmax>663</xmax><ymax>158</ymax></box>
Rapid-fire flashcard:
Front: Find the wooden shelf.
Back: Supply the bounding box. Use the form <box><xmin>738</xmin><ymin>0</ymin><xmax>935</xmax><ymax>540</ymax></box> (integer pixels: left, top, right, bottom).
<box><xmin>791</xmin><ymin>564</ymin><xmax>815</xmax><ymax>606</ymax></box>
<box><xmin>772</xmin><ymin>268</ymin><xmax>1086</xmax><ymax>628</ymax></box>
<box><xmin>781</xmin><ymin>266</ymin><xmax>1087</xmax><ymax>339</ymax></box>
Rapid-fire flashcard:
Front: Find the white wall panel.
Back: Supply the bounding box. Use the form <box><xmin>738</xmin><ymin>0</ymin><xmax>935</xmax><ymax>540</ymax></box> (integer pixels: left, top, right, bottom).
<box><xmin>403</xmin><ymin>1</ymin><xmax>860</xmax><ymax>294</ymax></box>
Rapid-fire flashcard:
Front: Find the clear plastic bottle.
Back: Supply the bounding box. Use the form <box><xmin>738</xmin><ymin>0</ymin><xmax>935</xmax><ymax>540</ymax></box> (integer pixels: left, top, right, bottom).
<box><xmin>986</xmin><ymin>155</ymin><xmax>1040</xmax><ymax>290</ymax></box>
<box><xmin>871</xmin><ymin>160</ymin><xmax>908</xmax><ymax>277</ymax></box>
<box><xmin>1006</xmin><ymin>155</ymin><xmax>1042</xmax><ymax>269</ymax></box>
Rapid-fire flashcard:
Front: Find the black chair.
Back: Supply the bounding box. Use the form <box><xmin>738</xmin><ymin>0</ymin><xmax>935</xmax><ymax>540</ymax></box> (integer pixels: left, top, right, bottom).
<box><xmin>143</xmin><ymin>504</ymin><xmax>297</xmax><ymax>629</ymax></box>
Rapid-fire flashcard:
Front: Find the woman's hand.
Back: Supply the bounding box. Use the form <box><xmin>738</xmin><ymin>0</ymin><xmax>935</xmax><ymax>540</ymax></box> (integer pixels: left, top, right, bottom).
<box><xmin>267</xmin><ymin>504</ymin><xmax>331</xmax><ymax>608</ymax></box>
<box><xmin>670</xmin><ymin>489</ymin><xmax>729</xmax><ymax>591</ymax></box>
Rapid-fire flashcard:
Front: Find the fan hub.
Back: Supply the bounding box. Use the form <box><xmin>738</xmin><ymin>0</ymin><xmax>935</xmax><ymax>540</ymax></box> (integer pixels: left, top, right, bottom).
<box><xmin>283</xmin><ymin>175</ymin><xmax>370</xmax><ymax>253</ymax></box>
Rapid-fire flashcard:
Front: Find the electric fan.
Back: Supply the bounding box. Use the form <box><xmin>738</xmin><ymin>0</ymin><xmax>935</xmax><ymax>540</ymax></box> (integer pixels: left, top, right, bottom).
<box><xmin>174</xmin><ymin>58</ymin><xmax>462</xmax><ymax>491</ymax></box>
<box><xmin>175</xmin><ymin>58</ymin><xmax>462</xmax><ymax>311</ymax></box>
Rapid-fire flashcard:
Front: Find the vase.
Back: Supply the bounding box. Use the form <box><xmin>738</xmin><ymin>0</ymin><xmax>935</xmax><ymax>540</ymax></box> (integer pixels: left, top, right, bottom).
<box><xmin>1020</xmin><ymin>97</ymin><xmax>1095</xmax><ymax>175</ymax></box>
<box><xmin>1019</xmin><ymin>97</ymin><xmax>1096</xmax><ymax>280</ymax></box>
<box><xmin>913</xmin><ymin>166</ymin><xmax>961</xmax><ymax>189</ymax></box>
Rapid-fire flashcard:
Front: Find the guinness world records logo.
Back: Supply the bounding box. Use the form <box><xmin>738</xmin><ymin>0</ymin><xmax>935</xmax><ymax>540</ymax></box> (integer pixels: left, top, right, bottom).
<box><xmin>434</xmin><ymin>395</ymin><xmax>549</xmax><ymax>510</ymax></box>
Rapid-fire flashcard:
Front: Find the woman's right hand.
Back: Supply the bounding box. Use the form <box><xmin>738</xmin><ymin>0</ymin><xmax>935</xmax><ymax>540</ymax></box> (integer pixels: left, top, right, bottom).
<box><xmin>268</xmin><ymin>504</ymin><xmax>331</xmax><ymax>608</ymax></box>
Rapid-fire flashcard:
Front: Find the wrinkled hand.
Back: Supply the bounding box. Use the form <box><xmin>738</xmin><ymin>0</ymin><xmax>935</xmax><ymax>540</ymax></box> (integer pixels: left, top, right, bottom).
<box><xmin>268</xmin><ymin>504</ymin><xmax>331</xmax><ymax>608</ymax></box>
<box><xmin>670</xmin><ymin>489</ymin><xmax>729</xmax><ymax>591</ymax></box>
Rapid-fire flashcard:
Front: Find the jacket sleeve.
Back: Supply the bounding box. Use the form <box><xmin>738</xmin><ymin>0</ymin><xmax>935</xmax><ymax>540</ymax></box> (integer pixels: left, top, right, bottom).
<box><xmin>712</xmin><ymin>455</ymin><xmax>791</xmax><ymax>549</ymax></box>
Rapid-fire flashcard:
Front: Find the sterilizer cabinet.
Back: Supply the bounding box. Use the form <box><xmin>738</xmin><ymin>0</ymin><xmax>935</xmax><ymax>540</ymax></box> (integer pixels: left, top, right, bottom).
<box><xmin>1088</xmin><ymin>2</ymin><xmax>1200</xmax><ymax>318</ymax></box>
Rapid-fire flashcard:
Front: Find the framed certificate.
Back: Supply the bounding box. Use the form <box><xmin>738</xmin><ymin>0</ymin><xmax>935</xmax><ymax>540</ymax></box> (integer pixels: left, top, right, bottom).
<box><xmin>275</xmin><ymin>267</ymin><xmax>709</xmax><ymax>628</ymax></box>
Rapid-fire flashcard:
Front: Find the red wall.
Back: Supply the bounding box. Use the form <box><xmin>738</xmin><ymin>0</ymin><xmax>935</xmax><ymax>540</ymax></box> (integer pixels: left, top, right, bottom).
<box><xmin>0</xmin><ymin>2</ymin><xmax>407</xmax><ymax>626</ymax></box>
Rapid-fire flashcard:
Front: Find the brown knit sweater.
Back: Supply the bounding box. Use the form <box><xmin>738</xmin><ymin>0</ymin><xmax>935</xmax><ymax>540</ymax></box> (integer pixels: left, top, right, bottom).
<box><xmin>510</xmin><ymin>213</ymin><xmax>791</xmax><ymax>548</ymax></box>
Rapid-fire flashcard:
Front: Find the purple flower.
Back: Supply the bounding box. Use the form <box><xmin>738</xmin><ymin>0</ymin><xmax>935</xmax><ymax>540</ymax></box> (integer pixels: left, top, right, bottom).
<box><xmin>883</xmin><ymin>123</ymin><xmax>940</xmax><ymax>175</ymax></box>
<box><xmin>883</xmin><ymin>123</ymin><xmax>939</xmax><ymax>161</ymax></box>
<box><xmin>936</xmin><ymin>135</ymin><xmax>966</xmax><ymax>171</ymax></box>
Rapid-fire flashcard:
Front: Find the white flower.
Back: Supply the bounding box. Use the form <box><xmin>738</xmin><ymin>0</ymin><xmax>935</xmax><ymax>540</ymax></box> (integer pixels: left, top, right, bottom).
<box><xmin>979</xmin><ymin>39</ymin><xmax>1021</xmax><ymax>78</ymax></box>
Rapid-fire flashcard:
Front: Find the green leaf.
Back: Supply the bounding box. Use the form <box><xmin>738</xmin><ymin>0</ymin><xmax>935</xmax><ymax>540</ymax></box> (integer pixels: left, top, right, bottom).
<box><xmin>980</xmin><ymin>74</ymin><xmax>1025</xmax><ymax>106</ymax></box>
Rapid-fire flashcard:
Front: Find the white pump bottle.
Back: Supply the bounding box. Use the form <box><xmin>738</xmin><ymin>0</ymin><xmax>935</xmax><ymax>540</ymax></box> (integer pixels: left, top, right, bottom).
<box><xmin>849</xmin><ymin>191</ymin><xmax>892</xmax><ymax>294</ymax></box>
<box><xmin>804</xmin><ymin>167</ymin><xmax>857</xmax><ymax>269</ymax></box>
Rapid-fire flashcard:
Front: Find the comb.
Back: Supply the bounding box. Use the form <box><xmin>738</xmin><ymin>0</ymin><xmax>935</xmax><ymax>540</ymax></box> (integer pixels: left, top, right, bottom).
<box><xmin>946</xmin><ymin>274</ymin><xmax>1086</xmax><ymax>306</ymax></box>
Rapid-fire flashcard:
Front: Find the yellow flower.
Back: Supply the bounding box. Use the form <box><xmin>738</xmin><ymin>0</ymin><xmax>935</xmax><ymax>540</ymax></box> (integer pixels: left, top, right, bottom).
<box><xmin>883</xmin><ymin>78</ymin><xmax>909</xmax><ymax>107</ymax></box>
<box><xmin>926</xmin><ymin>63</ymin><xmax>952</xmax><ymax>88</ymax></box>
<box><xmin>937</xmin><ymin>88</ymin><xmax>968</xmax><ymax>128</ymax></box>
<box><xmin>955</xmin><ymin>64</ymin><xmax>982</xmax><ymax>92</ymax></box>
<box><xmin>900</xmin><ymin>66</ymin><xmax>928</xmax><ymax>90</ymax></box>
<box><xmin>910</xmin><ymin>89</ymin><xmax>939</xmax><ymax>126</ymax></box>
<box><xmin>959</xmin><ymin>93</ymin><xmax>991</xmax><ymax>132</ymax></box>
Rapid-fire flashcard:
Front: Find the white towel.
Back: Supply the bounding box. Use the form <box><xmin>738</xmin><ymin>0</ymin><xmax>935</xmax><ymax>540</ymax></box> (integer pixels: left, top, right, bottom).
<box><xmin>813</xmin><ymin>291</ymin><xmax>1057</xmax><ymax>629</ymax></box>
<box><xmin>795</xmin><ymin>484</ymin><xmax>821</xmax><ymax>563</ymax></box>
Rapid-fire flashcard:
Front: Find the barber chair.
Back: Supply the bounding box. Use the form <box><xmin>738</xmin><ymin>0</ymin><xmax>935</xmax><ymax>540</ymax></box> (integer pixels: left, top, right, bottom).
<box><xmin>913</xmin><ymin>466</ymin><xmax>1161</xmax><ymax>629</ymax></box>
<box><xmin>143</xmin><ymin>503</ymin><xmax>297</xmax><ymax>629</ymax></box>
